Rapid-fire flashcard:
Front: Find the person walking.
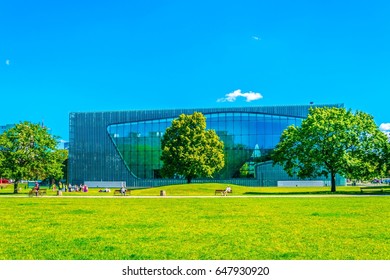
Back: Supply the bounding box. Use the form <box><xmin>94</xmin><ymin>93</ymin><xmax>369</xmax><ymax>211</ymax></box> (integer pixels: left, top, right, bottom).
<box><xmin>120</xmin><ymin>183</ymin><xmax>126</xmax><ymax>196</ymax></box>
<box><xmin>33</xmin><ymin>181</ymin><xmax>40</xmax><ymax>196</ymax></box>
<box><xmin>224</xmin><ymin>186</ymin><xmax>232</xmax><ymax>196</ymax></box>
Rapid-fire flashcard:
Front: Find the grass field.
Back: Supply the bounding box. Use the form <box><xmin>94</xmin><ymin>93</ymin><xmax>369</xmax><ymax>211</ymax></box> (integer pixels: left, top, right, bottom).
<box><xmin>0</xmin><ymin>184</ymin><xmax>389</xmax><ymax>260</ymax></box>
<box><xmin>2</xmin><ymin>182</ymin><xmax>389</xmax><ymax>197</ymax></box>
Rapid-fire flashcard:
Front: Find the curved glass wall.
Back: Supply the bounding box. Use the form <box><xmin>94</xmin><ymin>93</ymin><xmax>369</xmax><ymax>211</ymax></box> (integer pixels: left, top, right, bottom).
<box><xmin>107</xmin><ymin>112</ymin><xmax>302</xmax><ymax>180</ymax></box>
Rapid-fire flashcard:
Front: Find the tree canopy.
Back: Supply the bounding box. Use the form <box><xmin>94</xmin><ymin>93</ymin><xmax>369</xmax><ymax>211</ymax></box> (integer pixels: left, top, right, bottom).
<box><xmin>272</xmin><ymin>107</ymin><xmax>389</xmax><ymax>192</ymax></box>
<box><xmin>0</xmin><ymin>121</ymin><xmax>67</xmax><ymax>193</ymax></box>
<box><xmin>160</xmin><ymin>112</ymin><xmax>225</xmax><ymax>183</ymax></box>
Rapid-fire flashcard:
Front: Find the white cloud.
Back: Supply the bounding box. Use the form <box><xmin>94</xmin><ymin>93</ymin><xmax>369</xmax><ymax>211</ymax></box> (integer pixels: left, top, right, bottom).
<box><xmin>379</xmin><ymin>123</ymin><xmax>390</xmax><ymax>131</ymax></box>
<box><xmin>252</xmin><ymin>36</ymin><xmax>261</xmax><ymax>41</ymax></box>
<box><xmin>217</xmin><ymin>89</ymin><xmax>263</xmax><ymax>103</ymax></box>
<box><xmin>5</xmin><ymin>59</ymin><xmax>10</xmax><ymax>65</ymax></box>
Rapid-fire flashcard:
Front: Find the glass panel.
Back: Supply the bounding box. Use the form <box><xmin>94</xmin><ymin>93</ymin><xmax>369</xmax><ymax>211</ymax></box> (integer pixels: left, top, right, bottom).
<box><xmin>106</xmin><ymin>112</ymin><xmax>301</xmax><ymax>180</ymax></box>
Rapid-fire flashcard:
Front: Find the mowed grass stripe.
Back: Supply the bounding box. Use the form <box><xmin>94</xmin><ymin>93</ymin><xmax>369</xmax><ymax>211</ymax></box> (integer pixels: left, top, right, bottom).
<box><xmin>1</xmin><ymin>182</ymin><xmax>383</xmax><ymax>197</ymax></box>
<box><xmin>0</xmin><ymin>197</ymin><xmax>389</xmax><ymax>260</ymax></box>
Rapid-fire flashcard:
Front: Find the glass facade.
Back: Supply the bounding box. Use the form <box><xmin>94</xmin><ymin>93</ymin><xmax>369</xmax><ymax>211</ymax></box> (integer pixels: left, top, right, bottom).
<box><xmin>69</xmin><ymin>104</ymin><xmax>345</xmax><ymax>187</ymax></box>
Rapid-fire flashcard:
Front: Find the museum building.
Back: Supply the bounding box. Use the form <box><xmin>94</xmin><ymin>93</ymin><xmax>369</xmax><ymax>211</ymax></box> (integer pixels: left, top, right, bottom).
<box><xmin>68</xmin><ymin>104</ymin><xmax>346</xmax><ymax>187</ymax></box>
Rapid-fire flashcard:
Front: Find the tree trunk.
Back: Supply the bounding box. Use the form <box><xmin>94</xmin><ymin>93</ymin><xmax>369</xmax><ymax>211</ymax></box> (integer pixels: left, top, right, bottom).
<box><xmin>14</xmin><ymin>182</ymin><xmax>19</xmax><ymax>194</ymax></box>
<box><xmin>186</xmin><ymin>177</ymin><xmax>192</xmax><ymax>184</ymax></box>
<box><xmin>331</xmin><ymin>172</ymin><xmax>336</xmax><ymax>193</ymax></box>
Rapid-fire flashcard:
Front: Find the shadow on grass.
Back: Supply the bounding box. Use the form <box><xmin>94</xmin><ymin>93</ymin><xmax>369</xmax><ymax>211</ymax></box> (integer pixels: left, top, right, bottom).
<box><xmin>0</xmin><ymin>191</ymin><xmax>30</xmax><ymax>195</ymax></box>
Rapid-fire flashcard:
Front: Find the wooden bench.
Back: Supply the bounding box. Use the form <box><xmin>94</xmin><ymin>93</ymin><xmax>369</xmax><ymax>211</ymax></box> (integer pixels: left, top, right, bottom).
<box><xmin>215</xmin><ymin>189</ymin><xmax>232</xmax><ymax>195</ymax></box>
<box><xmin>28</xmin><ymin>189</ymin><xmax>47</xmax><ymax>197</ymax></box>
<box><xmin>360</xmin><ymin>186</ymin><xmax>390</xmax><ymax>193</ymax></box>
<box><xmin>114</xmin><ymin>189</ymin><xmax>131</xmax><ymax>196</ymax></box>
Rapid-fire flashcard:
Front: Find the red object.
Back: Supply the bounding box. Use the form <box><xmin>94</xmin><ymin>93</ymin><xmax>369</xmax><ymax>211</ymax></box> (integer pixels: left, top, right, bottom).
<box><xmin>0</xmin><ymin>179</ymin><xmax>10</xmax><ymax>184</ymax></box>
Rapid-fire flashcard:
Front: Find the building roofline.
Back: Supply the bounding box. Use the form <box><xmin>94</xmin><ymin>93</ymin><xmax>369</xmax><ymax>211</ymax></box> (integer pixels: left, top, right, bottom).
<box><xmin>70</xmin><ymin>103</ymin><xmax>344</xmax><ymax>115</ymax></box>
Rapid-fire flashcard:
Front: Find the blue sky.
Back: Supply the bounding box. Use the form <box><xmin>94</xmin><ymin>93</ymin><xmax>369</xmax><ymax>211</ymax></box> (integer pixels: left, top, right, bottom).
<box><xmin>1</xmin><ymin>0</ymin><xmax>389</xmax><ymax>142</ymax></box>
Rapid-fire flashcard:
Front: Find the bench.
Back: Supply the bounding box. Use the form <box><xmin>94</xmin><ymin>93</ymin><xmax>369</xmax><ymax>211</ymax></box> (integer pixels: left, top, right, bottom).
<box><xmin>215</xmin><ymin>189</ymin><xmax>232</xmax><ymax>195</ymax></box>
<box><xmin>114</xmin><ymin>189</ymin><xmax>131</xmax><ymax>196</ymax></box>
<box><xmin>360</xmin><ymin>186</ymin><xmax>390</xmax><ymax>193</ymax></box>
<box><xmin>28</xmin><ymin>189</ymin><xmax>47</xmax><ymax>197</ymax></box>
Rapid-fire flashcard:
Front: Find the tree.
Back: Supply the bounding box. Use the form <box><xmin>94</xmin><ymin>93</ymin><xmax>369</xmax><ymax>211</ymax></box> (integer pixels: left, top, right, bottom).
<box><xmin>160</xmin><ymin>112</ymin><xmax>225</xmax><ymax>183</ymax></box>
<box><xmin>0</xmin><ymin>121</ymin><xmax>67</xmax><ymax>193</ymax></box>
<box><xmin>272</xmin><ymin>107</ymin><xmax>389</xmax><ymax>192</ymax></box>
<box><xmin>383</xmin><ymin>137</ymin><xmax>390</xmax><ymax>179</ymax></box>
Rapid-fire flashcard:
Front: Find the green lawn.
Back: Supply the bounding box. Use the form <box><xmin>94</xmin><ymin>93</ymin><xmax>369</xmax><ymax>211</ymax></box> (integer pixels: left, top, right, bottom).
<box><xmin>0</xmin><ymin>194</ymin><xmax>389</xmax><ymax>260</ymax></box>
<box><xmin>1</xmin><ymin>182</ymin><xmax>387</xmax><ymax>196</ymax></box>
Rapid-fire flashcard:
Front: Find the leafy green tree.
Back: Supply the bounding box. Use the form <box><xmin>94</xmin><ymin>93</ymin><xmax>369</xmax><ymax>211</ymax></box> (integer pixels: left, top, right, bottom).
<box><xmin>47</xmin><ymin>149</ymin><xmax>69</xmax><ymax>186</ymax></box>
<box><xmin>161</xmin><ymin>112</ymin><xmax>225</xmax><ymax>183</ymax></box>
<box><xmin>0</xmin><ymin>121</ymin><xmax>67</xmax><ymax>193</ymax></box>
<box><xmin>383</xmin><ymin>138</ymin><xmax>390</xmax><ymax>179</ymax></box>
<box><xmin>272</xmin><ymin>107</ymin><xmax>389</xmax><ymax>192</ymax></box>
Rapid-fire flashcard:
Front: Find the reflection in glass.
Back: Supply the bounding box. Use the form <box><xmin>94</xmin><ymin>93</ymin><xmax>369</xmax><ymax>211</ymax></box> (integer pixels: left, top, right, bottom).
<box><xmin>107</xmin><ymin>112</ymin><xmax>300</xmax><ymax>180</ymax></box>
